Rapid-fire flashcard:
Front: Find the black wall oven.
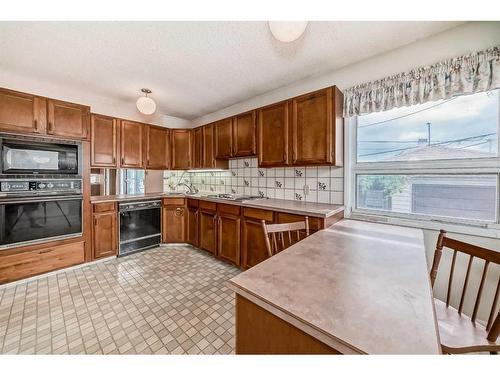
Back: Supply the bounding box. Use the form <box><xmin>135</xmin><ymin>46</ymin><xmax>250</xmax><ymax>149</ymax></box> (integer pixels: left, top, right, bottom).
<box><xmin>0</xmin><ymin>179</ymin><xmax>83</xmax><ymax>249</ymax></box>
<box><xmin>0</xmin><ymin>133</ymin><xmax>82</xmax><ymax>177</ymax></box>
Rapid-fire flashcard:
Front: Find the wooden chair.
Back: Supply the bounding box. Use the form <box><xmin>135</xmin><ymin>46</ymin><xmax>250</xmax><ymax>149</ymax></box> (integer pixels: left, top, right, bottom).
<box><xmin>261</xmin><ymin>217</ymin><xmax>310</xmax><ymax>257</ymax></box>
<box><xmin>430</xmin><ymin>230</ymin><xmax>500</xmax><ymax>354</ymax></box>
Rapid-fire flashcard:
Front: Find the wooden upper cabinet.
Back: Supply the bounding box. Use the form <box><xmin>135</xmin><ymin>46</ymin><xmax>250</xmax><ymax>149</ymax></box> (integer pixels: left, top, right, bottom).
<box><xmin>191</xmin><ymin>127</ymin><xmax>203</xmax><ymax>169</ymax></box>
<box><xmin>291</xmin><ymin>87</ymin><xmax>336</xmax><ymax>165</ymax></box>
<box><xmin>202</xmin><ymin>124</ymin><xmax>215</xmax><ymax>168</ymax></box>
<box><xmin>47</xmin><ymin>99</ymin><xmax>90</xmax><ymax>140</ymax></box>
<box><xmin>171</xmin><ymin>129</ymin><xmax>191</xmax><ymax>170</ymax></box>
<box><xmin>233</xmin><ymin>110</ymin><xmax>256</xmax><ymax>157</ymax></box>
<box><xmin>258</xmin><ymin>101</ymin><xmax>289</xmax><ymax>167</ymax></box>
<box><xmin>0</xmin><ymin>88</ymin><xmax>46</xmax><ymax>135</ymax></box>
<box><xmin>146</xmin><ymin>125</ymin><xmax>169</xmax><ymax>170</ymax></box>
<box><xmin>91</xmin><ymin>114</ymin><xmax>117</xmax><ymax>167</ymax></box>
<box><xmin>120</xmin><ymin>120</ymin><xmax>144</xmax><ymax>168</ymax></box>
<box><xmin>215</xmin><ymin>118</ymin><xmax>233</xmax><ymax>159</ymax></box>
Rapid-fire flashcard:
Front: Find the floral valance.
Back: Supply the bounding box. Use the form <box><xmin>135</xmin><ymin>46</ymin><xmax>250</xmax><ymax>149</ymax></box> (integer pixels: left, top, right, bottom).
<box><xmin>344</xmin><ymin>46</ymin><xmax>500</xmax><ymax>117</ymax></box>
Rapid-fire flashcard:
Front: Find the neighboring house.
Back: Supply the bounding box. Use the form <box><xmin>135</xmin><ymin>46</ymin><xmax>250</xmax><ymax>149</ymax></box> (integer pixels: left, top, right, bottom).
<box><xmin>360</xmin><ymin>145</ymin><xmax>497</xmax><ymax>221</ymax></box>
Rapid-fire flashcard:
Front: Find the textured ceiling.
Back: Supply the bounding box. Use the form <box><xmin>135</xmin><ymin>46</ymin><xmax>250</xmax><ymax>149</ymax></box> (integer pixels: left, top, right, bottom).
<box><xmin>0</xmin><ymin>21</ymin><xmax>463</xmax><ymax>120</ymax></box>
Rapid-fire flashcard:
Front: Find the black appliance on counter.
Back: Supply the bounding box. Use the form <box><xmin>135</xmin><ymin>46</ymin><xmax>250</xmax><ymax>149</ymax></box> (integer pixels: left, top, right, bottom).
<box><xmin>118</xmin><ymin>200</ymin><xmax>161</xmax><ymax>256</ymax></box>
<box><xmin>0</xmin><ymin>179</ymin><xmax>83</xmax><ymax>248</ymax></box>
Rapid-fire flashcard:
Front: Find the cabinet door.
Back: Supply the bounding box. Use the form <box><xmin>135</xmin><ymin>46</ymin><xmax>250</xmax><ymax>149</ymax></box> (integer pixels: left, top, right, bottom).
<box><xmin>146</xmin><ymin>125</ymin><xmax>169</xmax><ymax>170</ymax></box>
<box><xmin>187</xmin><ymin>207</ymin><xmax>199</xmax><ymax>247</ymax></box>
<box><xmin>191</xmin><ymin>127</ymin><xmax>203</xmax><ymax>169</ymax></box>
<box><xmin>202</xmin><ymin>124</ymin><xmax>215</xmax><ymax>168</ymax></box>
<box><xmin>171</xmin><ymin>129</ymin><xmax>191</xmax><ymax>170</ymax></box>
<box><xmin>233</xmin><ymin>110</ymin><xmax>256</xmax><ymax>157</ymax></box>
<box><xmin>258</xmin><ymin>101</ymin><xmax>289</xmax><ymax>167</ymax></box>
<box><xmin>0</xmin><ymin>88</ymin><xmax>46</xmax><ymax>135</ymax></box>
<box><xmin>120</xmin><ymin>120</ymin><xmax>144</xmax><ymax>168</ymax></box>
<box><xmin>91</xmin><ymin>114</ymin><xmax>117</xmax><ymax>167</ymax></box>
<box><xmin>162</xmin><ymin>206</ymin><xmax>186</xmax><ymax>243</ymax></box>
<box><xmin>291</xmin><ymin>88</ymin><xmax>333</xmax><ymax>165</ymax></box>
<box><xmin>199</xmin><ymin>210</ymin><xmax>217</xmax><ymax>255</ymax></box>
<box><xmin>93</xmin><ymin>211</ymin><xmax>117</xmax><ymax>259</ymax></box>
<box><xmin>215</xmin><ymin>118</ymin><xmax>233</xmax><ymax>159</ymax></box>
<box><xmin>218</xmin><ymin>213</ymin><xmax>241</xmax><ymax>266</ymax></box>
<box><xmin>242</xmin><ymin>217</ymin><xmax>272</xmax><ymax>269</ymax></box>
<box><xmin>47</xmin><ymin>99</ymin><xmax>90</xmax><ymax>140</ymax></box>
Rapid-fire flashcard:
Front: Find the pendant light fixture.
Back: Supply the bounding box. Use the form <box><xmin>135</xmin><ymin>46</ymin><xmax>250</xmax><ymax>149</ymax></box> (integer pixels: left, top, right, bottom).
<box><xmin>268</xmin><ymin>21</ymin><xmax>308</xmax><ymax>43</ymax></box>
<box><xmin>136</xmin><ymin>88</ymin><xmax>156</xmax><ymax>115</ymax></box>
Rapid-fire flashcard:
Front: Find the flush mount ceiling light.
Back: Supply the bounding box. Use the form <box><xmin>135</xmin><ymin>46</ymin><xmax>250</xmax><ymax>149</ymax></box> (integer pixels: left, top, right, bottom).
<box><xmin>136</xmin><ymin>88</ymin><xmax>156</xmax><ymax>115</ymax></box>
<box><xmin>268</xmin><ymin>21</ymin><xmax>308</xmax><ymax>43</ymax></box>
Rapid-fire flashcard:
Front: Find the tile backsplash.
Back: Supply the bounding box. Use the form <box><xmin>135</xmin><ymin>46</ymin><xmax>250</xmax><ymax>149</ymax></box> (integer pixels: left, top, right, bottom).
<box><xmin>163</xmin><ymin>158</ymin><xmax>344</xmax><ymax>204</ymax></box>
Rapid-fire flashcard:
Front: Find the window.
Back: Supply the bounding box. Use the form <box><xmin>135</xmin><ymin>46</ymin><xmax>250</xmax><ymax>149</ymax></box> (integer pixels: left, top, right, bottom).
<box><xmin>350</xmin><ymin>89</ymin><xmax>500</xmax><ymax>228</ymax></box>
<box><xmin>119</xmin><ymin>169</ymin><xmax>145</xmax><ymax>195</ymax></box>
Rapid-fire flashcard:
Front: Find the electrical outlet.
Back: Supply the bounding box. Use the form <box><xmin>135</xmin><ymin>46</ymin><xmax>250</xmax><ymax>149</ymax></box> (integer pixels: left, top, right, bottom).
<box><xmin>303</xmin><ymin>184</ymin><xmax>310</xmax><ymax>195</ymax></box>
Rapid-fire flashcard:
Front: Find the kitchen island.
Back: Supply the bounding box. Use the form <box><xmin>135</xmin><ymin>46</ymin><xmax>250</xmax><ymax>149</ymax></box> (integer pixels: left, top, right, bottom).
<box><xmin>228</xmin><ymin>219</ymin><xmax>441</xmax><ymax>354</ymax></box>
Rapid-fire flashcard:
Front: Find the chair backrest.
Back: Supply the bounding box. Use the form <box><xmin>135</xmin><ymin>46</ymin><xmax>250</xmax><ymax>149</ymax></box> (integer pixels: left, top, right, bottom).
<box><xmin>430</xmin><ymin>230</ymin><xmax>500</xmax><ymax>342</ymax></box>
<box><xmin>261</xmin><ymin>217</ymin><xmax>310</xmax><ymax>257</ymax></box>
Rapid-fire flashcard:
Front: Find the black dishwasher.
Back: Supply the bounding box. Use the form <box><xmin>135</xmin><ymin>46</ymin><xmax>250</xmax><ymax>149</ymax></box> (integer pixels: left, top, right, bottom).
<box><xmin>118</xmin><ymin>200</ymin><xmax>161</xmax><ymax>256</ymax></box>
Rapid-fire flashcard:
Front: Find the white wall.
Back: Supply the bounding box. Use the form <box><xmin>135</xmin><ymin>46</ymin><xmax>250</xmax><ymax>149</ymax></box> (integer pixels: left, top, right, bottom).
<box><xmin>0</xmin><ymin>68</ymin><xmax>192</xmax><ymax>129</ymax></box>
<box><xmin>192</xmin><ymin>22</ymin><xmax>500</xmax><ymax>127</ymax></box>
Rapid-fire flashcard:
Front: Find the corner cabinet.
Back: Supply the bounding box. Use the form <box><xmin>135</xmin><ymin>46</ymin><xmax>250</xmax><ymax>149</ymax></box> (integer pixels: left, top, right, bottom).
<box><xmin>47</xmin><ymin>99</ymin><xmax>90</xmax><ymax>140</ymax></box>
<box><xmin>92</xmin><ymin>203</ymin><xmax>118</xmax><ymax>260</ymax></box>
<box><xmin>120</xmin><ymin>120</ymin><xmax>144</xmax><ymax>168</ymax></box>
<box><xmin>162</xmin><ymin>198</ymin><xmax>186</xmax><ymax>243</ymax></box>
<box><xmin>186</xmin><ymin>199</ymin><xmax>200</xmax><ymax>247</ymax></box>
<box><xmin>91</xmin><ymin>114</ymin><xmax>118</xmax><ymax>167</ymax></box>
<box><xmin>146</xmin><ymin>125</ymin><xmax>170</xmax><ymax>170</ymax></box>
<box><xmin>171</xmin><ymin>129</ymin><xmax>191</xmax><ymax>170</ymax></box>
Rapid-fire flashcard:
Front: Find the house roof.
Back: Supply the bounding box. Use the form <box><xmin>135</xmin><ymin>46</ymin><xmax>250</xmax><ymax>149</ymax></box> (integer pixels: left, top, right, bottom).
<box><xmin>386</xmin><ymin>145</ymin><xmax>494</xmax><ymax>161</ymax></box>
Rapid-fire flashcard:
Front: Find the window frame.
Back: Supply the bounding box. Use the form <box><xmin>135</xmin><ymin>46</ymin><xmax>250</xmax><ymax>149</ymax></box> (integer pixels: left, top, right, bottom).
<box><xmin>345</xmin><ymin>108</ymin><xmax>500</xmax><ymax>238</ymax></box>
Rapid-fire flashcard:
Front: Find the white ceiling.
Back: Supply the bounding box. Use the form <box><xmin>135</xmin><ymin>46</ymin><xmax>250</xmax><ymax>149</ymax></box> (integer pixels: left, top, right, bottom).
<box><xmin>0</xmin><ymin>21</ymin><xmax>463</xmax><ymax>120</ymax></box>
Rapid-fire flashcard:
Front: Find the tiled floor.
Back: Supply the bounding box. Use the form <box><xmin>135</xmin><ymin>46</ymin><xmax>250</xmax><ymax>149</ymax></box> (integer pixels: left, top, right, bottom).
<box><xmin>0</xmin><ymin>245</ymin><xmax>241</xmax><ymax>354</ymax></box>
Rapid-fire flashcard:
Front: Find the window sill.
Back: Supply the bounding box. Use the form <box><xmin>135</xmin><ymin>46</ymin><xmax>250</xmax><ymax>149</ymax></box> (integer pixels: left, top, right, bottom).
<box><xmin>345</xmin><ymin>210</ymin><xmax>500</xmax><ymax>239</ymax></box>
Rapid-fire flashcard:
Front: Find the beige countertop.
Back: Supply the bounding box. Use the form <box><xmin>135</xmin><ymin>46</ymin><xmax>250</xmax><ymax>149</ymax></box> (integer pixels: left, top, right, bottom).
<box><xmin>228</xmin><ymin>219</ymin><xmax>441</xmax><ymax>354</ymax></box>
<box><xmin>90</xmin><ymin>193</ymin><xmax>344</xmax><ymax>218</ymax></box>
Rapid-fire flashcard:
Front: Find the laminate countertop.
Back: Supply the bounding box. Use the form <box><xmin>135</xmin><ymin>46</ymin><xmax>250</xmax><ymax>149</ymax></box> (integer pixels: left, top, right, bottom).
<box><xmin>228</xmin><ymin>219</ymin><xmax>441</xmax><ymax>354</ymax></box>
<box><xmin>90</xmin><ymin>193</ymin><xmax>344</xmax><ymax>218</ymax></box>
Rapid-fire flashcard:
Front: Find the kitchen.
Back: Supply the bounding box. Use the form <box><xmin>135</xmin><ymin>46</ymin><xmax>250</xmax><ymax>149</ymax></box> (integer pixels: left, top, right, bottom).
<box><xmin>0</xmin><ymin>5</ymin><xmax>499</xmax><ymax>373</ymax></box>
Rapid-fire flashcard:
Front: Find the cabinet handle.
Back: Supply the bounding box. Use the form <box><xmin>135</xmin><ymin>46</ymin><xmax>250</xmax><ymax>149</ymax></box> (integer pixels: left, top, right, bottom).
<box><xmin>33</xmin><ymin>119</ymin><xmax>38</xmax><ymax>132</ymax></box>
<box><xmin>48</xmin><ymin>121</ymin><xmax>53</xmax><ymax>133</ymax></box>
<box><xmin>121</xmin><ymin>157</ymin><xmax>125</xmax><ymax>165</ymax></box>
<box><xmin>39</xmin><ymin>249</ymin><xmax>53</xmax><ymax>254</ymax></box>
<box><xmin>94</xmin><ymin>218</ymin><xmax>98</xmax><ymax>226</ymax></box>
<box><xmin>175</xmin><ymin>207</ymin><xmax>184</xmax><ymax>217</ymax></box>
<box><xmin>113</xmin><ymin>156</ymin><xmax>116</xmax><ymax>165</ymax></box>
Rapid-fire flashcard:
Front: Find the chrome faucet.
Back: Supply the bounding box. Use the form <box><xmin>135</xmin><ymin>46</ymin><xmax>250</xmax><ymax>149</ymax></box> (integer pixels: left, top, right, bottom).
<box><xmin>177</xmin><ymin>182</ymin><xmax>198</xmax><ymax>195</ymax></box>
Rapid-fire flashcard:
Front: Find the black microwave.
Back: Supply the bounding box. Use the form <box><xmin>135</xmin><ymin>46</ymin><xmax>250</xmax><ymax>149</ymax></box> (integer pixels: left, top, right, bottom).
<box><xmin>0</xmin><ymin>134</ymin><xmax>82</xmax><ymax>176</ymax></box>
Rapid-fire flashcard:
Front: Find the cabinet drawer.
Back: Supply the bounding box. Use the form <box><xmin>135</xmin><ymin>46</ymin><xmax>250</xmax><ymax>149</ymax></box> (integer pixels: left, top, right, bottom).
<box><xmin>218</xmin><ymin>203</ymin><xmax>241</xmax><ymax>216</ymax></box>
<box><xmin>162</xmin><ymin>197</ymin><xmax>185</xmax><ymax>206</ymax></box>
<box><xmin>0</xmin><ymin>241</ymin><xmax>85</xmax><ymax>284</ymax></box>
<box><xmin>199</xmin><ymin>200</ymin><xmax>217</xmax><ymax>211</ymax></box>
<box><xmin>93</xmin><ymin>202</ymin><xmax>116</xmax><ymax>213</ymax></box>
<box><xmin>243</xmin><ymin>207</ymin><xmax>274</xmax><ymax>221</ymax></box>
<box><xmin>187</xmin><ymin>198</ymin><xmax>199</xmax><ymax>208</ymax></box>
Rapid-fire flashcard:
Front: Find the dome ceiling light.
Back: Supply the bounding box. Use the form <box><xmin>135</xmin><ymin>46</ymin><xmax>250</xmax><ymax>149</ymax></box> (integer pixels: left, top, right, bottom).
<box><xmin>268</xmin><ymin>21</ymin><xmax>309</xmax><ymax>43</ymax></box>
<box><xmin>136</xmin><ymin>88</ymin><xmax>156</xmax><ymax>115</ymax></box>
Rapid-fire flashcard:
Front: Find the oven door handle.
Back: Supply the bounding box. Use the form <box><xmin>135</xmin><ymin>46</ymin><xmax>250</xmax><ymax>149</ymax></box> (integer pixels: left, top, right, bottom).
<box><xmin>0</xmin><ymin>195</ymin><xmax>83</xmax><ymax>204</ymax></box>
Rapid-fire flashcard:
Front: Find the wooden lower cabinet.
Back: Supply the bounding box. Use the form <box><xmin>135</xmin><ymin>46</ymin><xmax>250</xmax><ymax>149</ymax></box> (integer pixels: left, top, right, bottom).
<box><xmin>162</xmin><ymin>203</ymin><xmax>186</xmax><ymax>243</ymax></box>
<box><xmin>199</xmin><ymin>209</ymin><xmax>217</xmax><ymax>255</ymax></box>
<box><xmin>92</xmin><ymin>204</ymin><xmax>117</xmax><ymax>259</ymax></box>
<box><xmin>217</xmin><ymin>204</ymin><xmax>241</xmax><ymax>266</ymax></box>
<box><xmin>0</xmin><ymin>240</ymin><xmax>85</xmax><ymax>284</ymax></box>
<box><xmin>187</xmin><ymin>206</ymin><xmax>199</xmax><ymax>247</ymax></box>
<box><xmin>241</xmin><ymin>208</ymin><xmax>275</xmax><ymax>269</ymax></box>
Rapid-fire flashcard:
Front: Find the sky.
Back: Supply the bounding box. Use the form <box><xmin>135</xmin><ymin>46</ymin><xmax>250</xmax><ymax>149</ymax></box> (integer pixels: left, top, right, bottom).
<box><xmin>357</xmin><ymin>89</ymin><xmax>499</xmax><ymax>162</ymax></box>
